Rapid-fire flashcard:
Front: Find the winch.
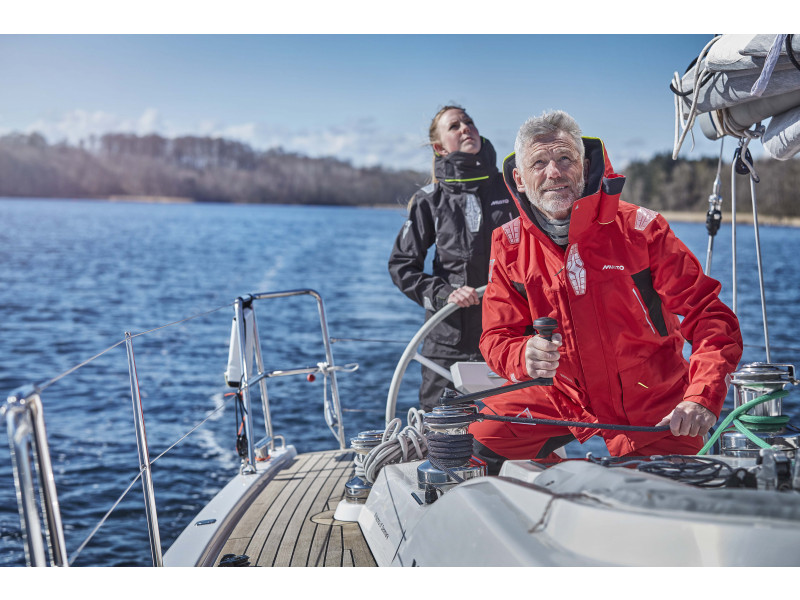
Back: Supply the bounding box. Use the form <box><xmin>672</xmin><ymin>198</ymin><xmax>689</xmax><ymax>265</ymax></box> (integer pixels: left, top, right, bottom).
<box><xmin>720</xmin><ymin>362</ymin><xmax>800</xmax><ymax>457</ymax></box>
<box><xmin>345</xmin><ymin>429</ymin><xmax>385</xmax><ymax>500</ymax></box>
<box><xmin>416</xmin><ymin>393</ymin><xmax>486</xmax><ymax>502</ymax></box>
<box><xmin>415</xmin><ymin>318</ymin><xmax>560</xmax><ymax>503</ymax></box>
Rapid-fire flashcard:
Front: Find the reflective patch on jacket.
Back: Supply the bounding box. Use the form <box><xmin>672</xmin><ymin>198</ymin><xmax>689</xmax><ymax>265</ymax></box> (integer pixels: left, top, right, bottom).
<box><xmin>464</xmin><ymin>194</ymin><xmax>482</xmax><ymax>232</ymax></box>
<box><xmin>501</xmin><ymin>218</ymin><xmax>521</xmax><ymax>244</ymax></box>
<box><xmin>488</xmin><ymin>258</ymin><xmax>496</xmax><ymax>282</ymax></box>
<box><xmin>635</xmin><ymin>207</ymin><xmax>658</xmax><ymax>231</ymax></box>
<box><xmin>566</xmin><ymin>244</ymin><xmax>586</xmax><ymax>295</ymax></box>
<box><xmin>402</xmin><ymin>219</ymin><xmax>412</xmax><ymax>239</ymax></box>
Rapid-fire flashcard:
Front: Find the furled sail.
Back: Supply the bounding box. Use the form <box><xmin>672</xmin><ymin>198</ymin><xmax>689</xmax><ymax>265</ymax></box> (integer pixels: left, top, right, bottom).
<box><xmin>672</xmin><ymin>34</ymin><xmax>800</xmax><ymax>160</ymax></box>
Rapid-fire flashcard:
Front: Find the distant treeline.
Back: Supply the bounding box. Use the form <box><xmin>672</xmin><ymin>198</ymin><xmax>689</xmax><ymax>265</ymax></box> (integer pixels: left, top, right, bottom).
<box><xmin>0</xmin><ymin>132</ymin><xmax>798</xmax><ymax>216</ymax></box>
<box><xmin>624</xmin><ymin>152</ymin><xmax>800</xmax><ymax>218</ymax></box>
<box><xmin>0</xmin><ymin>132</ymin><xmax>424</xmax><ymax>207</ymax></box>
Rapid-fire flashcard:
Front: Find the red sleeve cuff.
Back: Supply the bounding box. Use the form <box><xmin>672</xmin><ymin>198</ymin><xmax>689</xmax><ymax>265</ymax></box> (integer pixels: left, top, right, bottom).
<box><xmin>683</xmin><ymin>382</ymin><xmax>723</xmax><ymax>416</ymax></box>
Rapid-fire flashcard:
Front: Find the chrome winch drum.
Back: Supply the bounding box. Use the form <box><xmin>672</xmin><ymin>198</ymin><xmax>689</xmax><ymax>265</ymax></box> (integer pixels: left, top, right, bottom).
<box><xmin>343</xmin><ymin>429</ymin><xmax>384</xmax><ymax>503</ymax></box>
<box><xmin>720</xmin><ymin>362</ymin><xmax>800</xmax><ymax>457</ymax></box>
<box><xmin>416</xmin><ymin>401</ymin><xmax>486</xmax><ymax>498</ymax></box>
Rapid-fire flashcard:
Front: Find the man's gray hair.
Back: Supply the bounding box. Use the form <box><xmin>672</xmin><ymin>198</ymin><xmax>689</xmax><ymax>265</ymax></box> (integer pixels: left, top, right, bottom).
<box><xmin>514</xmin><ymin>110</ymin><xmax>585</xmax><ymax>169</ymax></box>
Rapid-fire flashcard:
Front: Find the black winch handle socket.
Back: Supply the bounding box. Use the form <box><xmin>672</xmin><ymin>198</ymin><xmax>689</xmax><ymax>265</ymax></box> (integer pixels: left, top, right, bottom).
<box><xmin>533</xmin><ymin>317</ymin><xmax>558</xmax><ymax>341</ymax></box>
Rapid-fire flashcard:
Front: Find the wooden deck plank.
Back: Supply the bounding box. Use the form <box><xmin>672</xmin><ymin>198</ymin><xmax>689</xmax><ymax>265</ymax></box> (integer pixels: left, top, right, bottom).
<box><xmin>342</xmin><ymin>518</ymin><xmax>375</xmax><ymax>567</ymax></box>
<box><xmin>288</xmin><ymin>452</ymin><xmax>353</xmax><ymax>566</ymax></box>
<box><xmin>251</xmin><ymin>453</ymin><xmax>330</xmax><ymax>565</ymax></box>
<box><xmin>272</xmin><ymin>453</ymin><xmax>347</xmax><ymax>566</ymax></box>
<box><xmin>307</xmin><ymin>457</ymin><xmax>361</xmax><ymax>566</ymax></box>
<box><xmin>212</xmin><ymin>449</ymin><xmax>375</xmax><ymax>567</ymax></box>
<box><xmin>226</xmin><ymin>453</ymin><xmax>320</xmax><ymax>542</ymax></box>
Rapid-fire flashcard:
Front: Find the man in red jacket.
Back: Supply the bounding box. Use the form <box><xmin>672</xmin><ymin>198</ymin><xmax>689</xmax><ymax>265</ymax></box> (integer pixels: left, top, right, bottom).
<box><xmin>471</xmin><ymin>110</ymin><xmax>742</xmax><ymax>472</ymax></box>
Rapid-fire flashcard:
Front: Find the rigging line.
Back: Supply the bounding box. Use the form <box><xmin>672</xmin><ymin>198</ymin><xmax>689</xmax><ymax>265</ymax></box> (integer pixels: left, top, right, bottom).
<box><xmin>69</xmin><ymin>469</ymin><xmax>143</xmax><ymax>565</ymax></box>
<box><xmin>331</xmin><ymin>337</ymin><xmax>408</xmax><ymax>344</ymax></box>
<box><xmin>70</xmin><ymin>394</ymin><xmax>235</xmax><ymax>565</ymax></box>
<box><xmin>149</xmin><ymin>396</ymin><xmax>234</xmax><ymax>465</ymax></box>
<box><xmin>36</xmin><ymin>339</ymin><xmax>126</xmax><ymax>392</ymax></box>
<box><xmin>743</xmin><ymin>343</ymin><xmax>800</xmax><ymax>353</ymax></box>
<box><xmin>128</xmin><ymin>302</ymin><xmax>233</xmax><ymax>339</ymax></box>
<box><xmin>35</xmin><ymin>302</ymin><xmax>233</xmax><ymax>392</ymax></box>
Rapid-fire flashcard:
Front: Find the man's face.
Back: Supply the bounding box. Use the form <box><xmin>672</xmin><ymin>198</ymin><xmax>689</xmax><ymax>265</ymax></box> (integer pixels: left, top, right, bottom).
<box><xmin>513</xmin><ymin>132</ymin><xmax>586</xmax><ymax>220</ymax></box>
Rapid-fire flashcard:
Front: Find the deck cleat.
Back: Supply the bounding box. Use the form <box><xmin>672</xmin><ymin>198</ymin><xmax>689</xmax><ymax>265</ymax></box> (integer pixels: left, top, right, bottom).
<box><xmin>416</xmin><ymin>390</ymin><xmax>485</xmax><ymax>503</ymax></box>
<box><xmin>721</xmin><ymin>363</ymin><xmax>800</xmax><ymax>458</ymax></box>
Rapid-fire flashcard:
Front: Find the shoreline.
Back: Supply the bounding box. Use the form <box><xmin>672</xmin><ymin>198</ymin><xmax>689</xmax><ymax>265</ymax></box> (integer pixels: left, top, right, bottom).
<box><xmin>3</xmin><ymin>195</ymin><xmax>800</xmax><ymax>226</ymax></box>
<box><xmin>659</xmin><ymin>210</ymin><xmax>800</xmax><ymax>227</ymax></box>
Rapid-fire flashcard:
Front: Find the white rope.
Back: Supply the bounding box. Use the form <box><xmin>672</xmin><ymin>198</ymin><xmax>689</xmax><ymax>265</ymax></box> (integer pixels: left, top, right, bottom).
<box><xmin>735</xmin><ymin>135</ymin><xmax>763</xmax><ymax>183</ymax></box>
<box><xmin>751</xmin><ymin>34</ymin><xmax>788</xmax><ymax>97</ymax></box>
<box><xmin>672</xmin><ymin>36</ymin><xmax>722</xmax><ymax>159</ymax></box>
<box><xmin>363</xmin><ymin>407</ymin><xmax>428</xmax><ymax>484</ymax></box>
<box><xmin>715</xmin><ymin>111</ymin><xmax>767</xmax><ymax>142</ymax></box>
<box><xmin>316</xmin><ymin>361</ymin><xmax>359</xmax><ymax>376</ymax></box>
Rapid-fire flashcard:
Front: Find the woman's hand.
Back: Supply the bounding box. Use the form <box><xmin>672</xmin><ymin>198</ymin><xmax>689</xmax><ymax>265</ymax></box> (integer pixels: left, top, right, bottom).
<box><xmin>447</xmin><ymin>286</ymin><xmax>480</xmax><ymax>308</ymax></box>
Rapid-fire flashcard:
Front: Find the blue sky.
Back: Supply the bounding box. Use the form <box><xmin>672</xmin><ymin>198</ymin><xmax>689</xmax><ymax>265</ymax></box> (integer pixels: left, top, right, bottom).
<box><xmin>0</xmin><ymin>32</ymin><xmax>757</xmax><ymax>171</ymax></box>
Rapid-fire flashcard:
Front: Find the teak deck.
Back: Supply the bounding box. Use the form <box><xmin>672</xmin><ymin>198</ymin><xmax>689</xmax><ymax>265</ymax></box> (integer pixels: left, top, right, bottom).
<box><xmin>213</xmin><ymin>449</ymin><xmax>377</xmax><ymax>567</ymax></box>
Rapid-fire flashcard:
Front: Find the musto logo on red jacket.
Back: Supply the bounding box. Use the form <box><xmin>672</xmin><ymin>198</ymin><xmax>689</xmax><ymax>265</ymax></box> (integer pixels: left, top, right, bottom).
<box><xmin>566</xmin><ymin>244</ymin><xmax>586</xmax><ymax>295</ymax></box>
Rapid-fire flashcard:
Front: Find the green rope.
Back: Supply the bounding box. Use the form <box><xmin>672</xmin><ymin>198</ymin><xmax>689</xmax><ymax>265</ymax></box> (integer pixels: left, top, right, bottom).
<box><xmin>731</xmin><ymin>420</ymin><xmax>774</xmax><ymax>450</ymax></box>
<box><xmin>697</xmin><ymin>390</ymin><xmax>790</xmax><ymax>455</ymax></box>
<box><xmin>737</xmin><ymin>414</ymin><xmax>791</xmax><ymax>431</ymax></box>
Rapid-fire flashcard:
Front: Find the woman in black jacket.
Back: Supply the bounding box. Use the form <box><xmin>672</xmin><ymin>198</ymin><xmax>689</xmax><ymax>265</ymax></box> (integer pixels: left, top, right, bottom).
<box><xmin>388</xmin><ymin>105</ymin><xmax>518</xmax><ymax>411</ymax></box>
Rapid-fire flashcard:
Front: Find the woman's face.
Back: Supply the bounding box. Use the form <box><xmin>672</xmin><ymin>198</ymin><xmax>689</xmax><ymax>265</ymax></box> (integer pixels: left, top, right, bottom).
<box><xmin>434</xmin><ymin>109</ymin><xmax>481</xmax><ymax>156</ymax></box>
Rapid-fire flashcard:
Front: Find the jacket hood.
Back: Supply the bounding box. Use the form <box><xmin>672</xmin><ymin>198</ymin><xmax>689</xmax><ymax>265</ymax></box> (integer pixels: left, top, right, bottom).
<box><xmin>434</xmin><ymin>136</ymin><xmax>499</xmax><ymax>188</ymax></box>
<box><xmin>502</xmin><ymin>137</ymin><xmax>626</xmax><ymax>241</ymax></box>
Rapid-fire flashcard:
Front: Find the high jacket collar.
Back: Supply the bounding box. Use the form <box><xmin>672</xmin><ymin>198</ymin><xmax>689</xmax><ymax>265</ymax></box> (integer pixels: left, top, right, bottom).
<box><xmin>434</xmin><ymin>136</ymin><xmax>499</xmax><ymax>189</ymax></box>
<box><xmin>502</xmin><ymin>137</ymin><xmax>626</xmax><ymax>244</ymax></box>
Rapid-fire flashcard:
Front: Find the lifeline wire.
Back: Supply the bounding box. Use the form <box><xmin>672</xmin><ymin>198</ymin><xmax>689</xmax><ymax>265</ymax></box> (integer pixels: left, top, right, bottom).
<box><xmin>69</xmin><ymin>471</ymin><xmax>142</xmax><ymax>565</ymax></box>
<box><xmin>331</xmin><ymin>337</ymin><xmax>408</xmax><ymax>344</ymax></box>
<box><xmin>35</xmin><ymin>302</ymin><xmax>233</xmax><ymax>393</ymax></box>
<box><xmin>36</xmin><ymin>340</ymin><xmax>126</xmax><ymax>392</ymax></box>
<box><xmin>68</xmin><ymin>393</ymin><xmax>235</xmax><ymax>564</ymax></box>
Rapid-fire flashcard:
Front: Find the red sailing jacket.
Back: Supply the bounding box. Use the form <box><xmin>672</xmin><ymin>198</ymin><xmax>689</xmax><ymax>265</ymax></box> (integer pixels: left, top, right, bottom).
<box><xmin>479</xmin><ymin>137</ymin><xmax>743</xmax><ymax>454</ymax></box>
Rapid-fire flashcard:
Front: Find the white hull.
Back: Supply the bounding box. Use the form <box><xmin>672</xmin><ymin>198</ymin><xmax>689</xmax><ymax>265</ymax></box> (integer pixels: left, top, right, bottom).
<box><xmin>359</xmin><ymin>458</ymin><xmax>800</xmax><ymax>566</ymax></box>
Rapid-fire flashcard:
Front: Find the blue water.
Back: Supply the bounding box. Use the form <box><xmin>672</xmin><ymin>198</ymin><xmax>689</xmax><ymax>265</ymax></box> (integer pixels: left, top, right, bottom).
<box><xmin>1</xmin><ymin>198</ymin><xmax>798</xmax><ymax>566</ymax></box>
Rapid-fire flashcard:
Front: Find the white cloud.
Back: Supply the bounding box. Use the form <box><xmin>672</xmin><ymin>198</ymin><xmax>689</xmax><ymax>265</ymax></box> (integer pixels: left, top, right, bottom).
<box><xmin>136</xmin><ymin>108</ymin><xmax>165</xmax><ymax>135</ymax></box>
<box><xmin>196</xmin><ymin>117</ymin><xmax>431</xmax><ymax>171</ymax></box>
<box><xmin>24</xmin><ymin>108</ymin><xmax>174</xmax><ymax>145</ymax></box>
<box><xmin>21</xmin><ymin>109</ymin><xmax>433</xmax><ymax>172</ymax></box>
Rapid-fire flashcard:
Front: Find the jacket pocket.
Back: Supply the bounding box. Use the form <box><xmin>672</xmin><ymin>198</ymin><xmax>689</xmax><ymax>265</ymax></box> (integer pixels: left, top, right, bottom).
<box><xmin>618</xmin><ymin>343</ymin><xmax>689</xmax><ymax>426</ymax></box>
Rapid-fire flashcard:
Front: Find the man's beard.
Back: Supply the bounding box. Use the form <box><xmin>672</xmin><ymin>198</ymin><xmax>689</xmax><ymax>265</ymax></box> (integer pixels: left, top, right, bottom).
<box><xmin>526</xmin><ymin>173</ymin><xmax>585</xmax><ymax>220</ymax></box>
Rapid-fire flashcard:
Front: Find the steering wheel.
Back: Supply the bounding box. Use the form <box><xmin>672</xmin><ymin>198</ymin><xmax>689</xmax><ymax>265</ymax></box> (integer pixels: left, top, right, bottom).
<box><xmin>384</xmin><ymin>285</ymin><xmax>486</xmax><ymax>424</ymax></box>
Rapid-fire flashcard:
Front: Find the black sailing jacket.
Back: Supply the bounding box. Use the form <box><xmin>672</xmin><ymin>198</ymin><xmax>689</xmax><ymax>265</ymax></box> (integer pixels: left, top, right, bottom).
<box><xmin>388</xmin><ymin>137</ymin><xmax>518</xmax><ymax>358</ymax></box>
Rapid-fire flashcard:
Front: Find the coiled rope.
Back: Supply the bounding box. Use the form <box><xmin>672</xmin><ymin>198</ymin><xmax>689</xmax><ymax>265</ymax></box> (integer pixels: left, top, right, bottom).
<box><xmin>362</xmin><ymin>408</ymin><xmax>428</xmax><ymax>484</ymax></box>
